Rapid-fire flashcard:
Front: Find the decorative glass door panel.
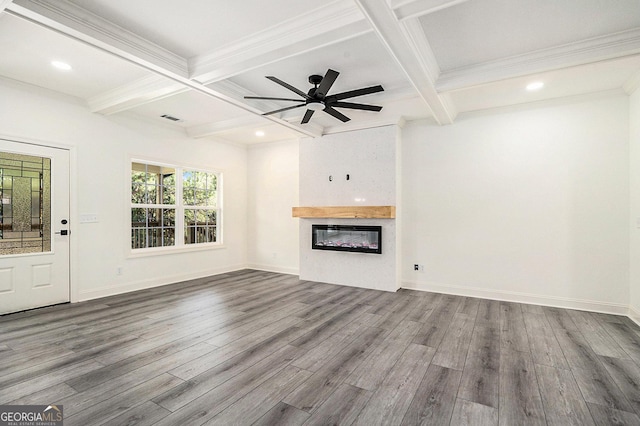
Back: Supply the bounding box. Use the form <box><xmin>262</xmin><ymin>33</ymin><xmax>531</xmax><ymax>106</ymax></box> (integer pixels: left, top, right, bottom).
<box><xmin>0</xmin><ymin>152</ymin><xmax>51</xmax><ymax>255</ymax></box>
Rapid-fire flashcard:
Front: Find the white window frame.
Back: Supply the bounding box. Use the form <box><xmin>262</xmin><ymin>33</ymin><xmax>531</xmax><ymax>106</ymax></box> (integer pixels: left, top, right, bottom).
<box><xmin>129</xmin><ymin>158</ymin><xmax>223</xmax><ymax>255</ymax></box>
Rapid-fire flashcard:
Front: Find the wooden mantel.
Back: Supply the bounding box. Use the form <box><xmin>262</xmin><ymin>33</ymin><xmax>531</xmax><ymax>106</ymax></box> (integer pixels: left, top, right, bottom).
<box><xmin>292</xmin><ymin>206</ymin><xmax>395</xmax><ymax>219</ymax></box>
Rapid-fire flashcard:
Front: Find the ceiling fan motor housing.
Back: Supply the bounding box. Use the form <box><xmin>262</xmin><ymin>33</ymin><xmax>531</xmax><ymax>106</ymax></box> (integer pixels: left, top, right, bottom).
<box><xmin>308</xmin><ymin>74</ymin><xmax>323</xmax><ymax>86</ymax></box>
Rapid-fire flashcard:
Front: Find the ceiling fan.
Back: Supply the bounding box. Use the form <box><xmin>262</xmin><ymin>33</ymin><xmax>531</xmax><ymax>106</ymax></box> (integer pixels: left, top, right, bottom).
<box><xmin>244</xmin><ymin>69</ymin><xmax>384</xmax><ymax>124</ymax></box>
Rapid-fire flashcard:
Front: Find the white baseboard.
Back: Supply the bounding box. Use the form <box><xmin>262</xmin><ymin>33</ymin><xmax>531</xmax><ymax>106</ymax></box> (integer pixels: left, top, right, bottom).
<box><xmin>629</xmin><ymin>306</ymin><xmax>640</xmax><ymax>327</ymax></box>
<box><xmin>78</xmin><ymin>264</ymin><xmax>247</xmax><ymax>301</ymax></box>
<box><xmin>246</xmin><ymin>263</ymin><xmax>299</xmax><ymax>276</ymax></box>
<box><xmin>76</xmin><ymin>269</ymin><xmax>635</xmax><ymax>321</ymax></box>
<box><xmin>402</xmin><ymin>280</ymin><xmax>629</xmax><ymax>315</ymax></box>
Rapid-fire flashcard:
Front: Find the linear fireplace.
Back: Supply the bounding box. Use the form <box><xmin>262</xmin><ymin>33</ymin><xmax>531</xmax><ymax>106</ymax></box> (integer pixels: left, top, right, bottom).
<box><xmin>312</xmin><ymin>224</ymin><xmax>382</xmax><ymax>254</ymax></box>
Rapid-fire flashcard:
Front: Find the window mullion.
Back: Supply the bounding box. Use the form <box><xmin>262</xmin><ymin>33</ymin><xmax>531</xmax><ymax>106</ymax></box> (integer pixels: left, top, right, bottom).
<box><xmin>175</xmin><ymin>167</ymin><xmax>184</xmax><ymax>246</ymax></box>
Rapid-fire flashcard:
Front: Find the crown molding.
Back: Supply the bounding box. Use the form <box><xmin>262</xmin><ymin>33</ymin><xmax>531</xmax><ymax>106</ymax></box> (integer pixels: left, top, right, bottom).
<box><xmin>209</xmin><ymin>80</ymin><xmax>258</xmax><ymax>101</ymax></box>
<box><xmin>321</xmin><ymin>115</ymin><xmax>406</xmax><ymax>135</ymax></box>
<box><xmin>355</xmin><ymin>0</ymin><xmax>455</xmax><ymax>124</ymax></box>
<box><xmin>187</xmin><ymin>115</ymin><xmax>322</xmax><ymax>139</ymax></box>
<box><xmin>88</xmin><ymin>75</ymin><xmax>188</xmax><ymax>115</ymax></box>
<box><xmin>187</xmin><ymin>116</ymin><xmax>265</xmax><ymax>138</ymax></box>
<box><xmin>393</xmin><ymin>0</ymin><xmax>471</xmax><ymax>21</ymax></box>
<box><xmin>190</xmin><ymin>1</ymin><xmax>368</xmax><ymax>83</ymax></box>
<box><xmin>8</xmin><ymin>0</ymin><xmax>188</xmax><ymax>77</ymax></box>
<box><xmin>437</xmin><ymin>28</ymin><xmax>640</xmax><ymax>92</ymax></box>
<box><xmin>456</xmin><ymin>88</ymin><xmax>626</xmax><ymax>121</ymax></box>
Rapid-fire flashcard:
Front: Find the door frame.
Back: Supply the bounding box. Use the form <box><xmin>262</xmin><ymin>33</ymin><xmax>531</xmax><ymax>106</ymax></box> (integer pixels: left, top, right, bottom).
<box><xmin>0</xmin><ymin>133</ymin><xmax>79</xmax><ymax>303</ymax></box>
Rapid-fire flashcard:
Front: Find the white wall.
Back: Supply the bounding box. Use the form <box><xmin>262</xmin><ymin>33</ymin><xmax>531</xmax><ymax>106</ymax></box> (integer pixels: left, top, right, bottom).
<box><xmin>247</xmin><ymin>140</ymin><xmax>299</xmax><ymax>274</ymax></box>
<box><xmin>402</xmin><ymin>96</ymin><xmax>630</xmax><ymax>313</ymax></box>
<box><xmin>2</xmin><ymin>77</ymin><xmax>634</xmax><ymax>316</ymax></box>
<box><xmin>298</xmin><ymin>126</ymin><xmax>400</xmax><ymax>291</ymax></box>
<box><xmin>0</xmin><ymin>78</ymin><xmax>247</xmax><ymax>301</ymax></box>
<box><xmin>630</xmin><ymin>88</ymin><xmax>640</xmax><ymax>322</ymax></box>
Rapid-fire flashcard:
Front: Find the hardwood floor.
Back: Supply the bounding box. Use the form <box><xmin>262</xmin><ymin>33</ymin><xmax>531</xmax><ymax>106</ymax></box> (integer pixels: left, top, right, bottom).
<box><xmin>2</xmin><ymin>269</ymin><xmax>640</xmax><ymax>425</ymax></box>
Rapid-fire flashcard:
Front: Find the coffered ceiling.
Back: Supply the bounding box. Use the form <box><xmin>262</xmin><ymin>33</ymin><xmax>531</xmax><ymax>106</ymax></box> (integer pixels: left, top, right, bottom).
<box><xmin>1</xmin><ymin>0</ymin><xmax>639</xmax><ymax>144</ymax></box>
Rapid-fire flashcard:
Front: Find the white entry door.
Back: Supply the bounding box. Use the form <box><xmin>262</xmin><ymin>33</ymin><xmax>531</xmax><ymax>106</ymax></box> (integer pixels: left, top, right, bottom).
<box><xmin>0</xmin><ymin>140</ymin><xmax>70</xmax><ymax>315</ymax></box>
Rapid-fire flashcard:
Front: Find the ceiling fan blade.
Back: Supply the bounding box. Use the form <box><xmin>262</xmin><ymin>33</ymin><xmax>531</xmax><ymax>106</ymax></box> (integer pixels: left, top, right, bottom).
<box><xmin>323</xmin><ymin>106</ymin><xmax>350</xmax><ymax>122</ymax></box>
<box><xmin>316</xmin><ymin>69</ymin><xmax>339</xmax><ymax>98</ymax></box>
<box><xmin>330</xmin><ymin>101</ymin><xmax>382</xmax><ymax>112</ymax></box>
<box><xmin>266</xmin><ymin>76</ymin><xmax>311</xmax><ymax>99</ymax></box>
<box><xmin>301</xmin><ymin>109</ymin><xmax>315</xmax><ymax>124</ymax></box>
<box><xmin>244</xmin><ymin>96</ymin><xmax>305</xmax><ymax>102</ymax></box>
<box><xmin>330</xmin><ymin>85</ymin><xmax>384</xmax><ymax>101</ymax></box>
<box><xmin>262</xmin><ymin>103</ymin><xmax>306</xmax><ymax>116</ymax></box>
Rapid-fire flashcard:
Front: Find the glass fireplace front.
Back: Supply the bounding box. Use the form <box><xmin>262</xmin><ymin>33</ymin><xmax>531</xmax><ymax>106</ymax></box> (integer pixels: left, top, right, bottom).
<box><xmin>312</xmin><ymin>224</ymin><xmax>382</xmax><ymax>254</ymax></box>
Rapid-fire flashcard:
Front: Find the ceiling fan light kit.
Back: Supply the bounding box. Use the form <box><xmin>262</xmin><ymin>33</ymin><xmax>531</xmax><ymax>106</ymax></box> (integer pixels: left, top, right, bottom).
<box><xmin>244</xmin><ymin>69</ymin><xmax>384</xmax><ymax>124</ymax></box>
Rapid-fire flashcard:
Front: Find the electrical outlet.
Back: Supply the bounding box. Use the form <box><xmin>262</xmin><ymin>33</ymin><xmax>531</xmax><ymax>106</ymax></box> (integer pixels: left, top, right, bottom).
<box><xmin>414</xmin><ymin>264</ymin><xmax>419</xmax><ymax>271</ymax></box>
<box><xmin>117</xmin><ymin>266</ymin><xmax>123</xmax><ymax>276</ymax></box>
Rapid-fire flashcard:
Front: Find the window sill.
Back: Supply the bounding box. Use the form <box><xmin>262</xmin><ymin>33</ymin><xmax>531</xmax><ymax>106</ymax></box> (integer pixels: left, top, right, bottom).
<box><xmin>128</xmin><ymin>243</ymin><xmax>226</xmax><ymax>258</ymax></box>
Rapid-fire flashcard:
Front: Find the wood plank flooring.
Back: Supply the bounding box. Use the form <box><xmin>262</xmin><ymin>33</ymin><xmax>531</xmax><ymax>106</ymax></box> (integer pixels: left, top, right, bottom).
<box><xmin>2</xmin><ymin>269</ymin><xmax>640</xmax><ymax>425</ymax></box>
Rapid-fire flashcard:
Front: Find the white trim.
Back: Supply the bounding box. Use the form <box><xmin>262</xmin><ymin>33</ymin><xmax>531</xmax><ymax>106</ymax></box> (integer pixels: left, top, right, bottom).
<box><xmin>393</xmin><ymin>0</ymin><xmax>472</xmax><ymax>21</ymax></box>
<box><xmin>436</xmin><ymin>28</ymin><xmax>640</xmax><ymax>92</ymax></box>
<box><xmin>127</xmin><ymin>243</ymin><xmax>226</xmax><ymax>259</ymax></box>
<box><xmin>455</xmin><ymin>88</ymin><xmax>626</xmax><ymax>121</ymax></box>
<box><xmin>246</xmin><ymin>264</ymin><xmax>299</xmax><ymax>276</ymax></box>
<box><xmin>78</xmin><ymin>264</ymin><xmax>246</xmax><ymax>301</ymax></box>
<box><xmin>0</xmin><ymin>0</ymin><xmax>13</xmax><ymax>13</ymax></box>
<box><xmin>88</xmin><ymin>75</ymin><xmax>188</xmax><ymax>115</ymax></box>
<box><xmin>354</xmin><ymin>0</ymin><xmax>455</xmax><ymax>125</ymax></box>
<box><xmin>128</xmin><ymin>158</ymin><xmax>223</xmax><ymax>253</ymax></box>
<box><xmin>189</xmin><ymin>2</ymin><xmax>364</xmax><ymax>82</ymax></box>
<box><xmin>402</xmin><ymin>279</ymin><xmax>629</xmax><ymax>315</ymax></box>
<box><xmin>629</xmin><ymin>306</ymin><xmax>640</xmax><ymax>327</ymax></box>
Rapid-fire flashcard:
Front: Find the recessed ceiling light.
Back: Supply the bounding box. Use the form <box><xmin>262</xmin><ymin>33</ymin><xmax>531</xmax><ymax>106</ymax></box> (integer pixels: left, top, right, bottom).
<box><xmin>526</xmin><ymin>81</ymin><xmax>544</xmax><ymax>91</ymax></box>
<box><xmin>51</xmin><ymin>60</ymin><xmax>72</xmax><ymax>71</ymax></box>
<box><xmin>255</xmin><ymin>130</ymin><xmax>265</xmax><ymax>137</ymax></box>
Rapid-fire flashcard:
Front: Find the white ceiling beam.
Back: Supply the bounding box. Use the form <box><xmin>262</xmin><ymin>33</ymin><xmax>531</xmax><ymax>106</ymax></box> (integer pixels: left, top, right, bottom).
<box><xmin>354</xmin><ymin>0</ymin><xmax>456</xmax><ymax>125</ymax></box>
<box><xmin>7</xmin><ymin>0</ymin><xmax>319</xmax><ymax>138</ymax></box>
<box><xmin>187</xmin><ymin>115</ymin><xmax>323</xmax><ymax>139</ymax></box>
<box><xmin>393</xmin><ymin>0</ymin><xmax>472</xmax><ymax>21</ymax></box>
<box><xmin>22</xmin><ymin>0</ymin><xmax>367</xmax><ymax>137</ymax></box>
<box><xmin>87</xmin><ymin>1</ymin><xmax>367</xmax><ymax>113</ymax></box>
<box><xmin>87</xmin><ymin>75</ymin><xmax>188</xmax><ymax>115</ymax></box>
<box><xmin>192</xmin><ymin>22</ymin><xmax>371</xmax><ymax>84</ymax></box>
<box><xmin>191</xmin><ymin>2</ymin><xmax>368</xmax><ymax>83</ymax></box>
<box><xmin>87</xmin><ymin>15</ymin><xmax>369</xmax><ymax>117</ymax></box>
<box><xmin>0</xmin><ymin>0</ymin><xmax>13</xmax><ymax>13</ymax></box>
<box><xmin>437</xmin><ymin>28</ymin><xmax>640</xmax><ymax>92</ymax></box>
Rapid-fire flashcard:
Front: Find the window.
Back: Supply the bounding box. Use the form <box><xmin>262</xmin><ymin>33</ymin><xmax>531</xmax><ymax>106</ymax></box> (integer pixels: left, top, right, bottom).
<box><xmin>131</xmin><ymin>161</ymin><xmax>221</xmax><ymax>250</ymax></box>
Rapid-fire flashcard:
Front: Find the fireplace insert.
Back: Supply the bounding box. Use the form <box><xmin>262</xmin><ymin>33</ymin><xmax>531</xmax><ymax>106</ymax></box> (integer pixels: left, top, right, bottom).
<box><xmin>312</xmin><ymin>224</ymin><xmax>382</xmax><ymax>254</ymax></box>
